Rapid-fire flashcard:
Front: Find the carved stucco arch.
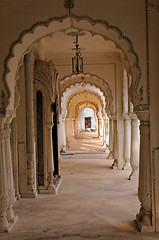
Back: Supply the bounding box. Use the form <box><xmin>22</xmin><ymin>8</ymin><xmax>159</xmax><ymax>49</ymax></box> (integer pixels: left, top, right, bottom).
<box><xmin>61</xmin><ymin>74</ymin><xmax>113</xmax><ymax>115</ymax></box>
<box><xmin>2</xmin><ymin>15</ymin><xmax>141</xmax><ymax>114</ymax></box>
<box><xmin>66</xmin><ymin>91</ymin><xmax>103</xmax><ymax>118</ymax></box>
<box><xmin>61</xmin><ymin>82</ymin><xmax>107</xmax><ymax>119</ymax></box>
<box><xmin>74</xmin><ymin>101</ymin><xmax>99</xmax><ymax>119</ymax></box>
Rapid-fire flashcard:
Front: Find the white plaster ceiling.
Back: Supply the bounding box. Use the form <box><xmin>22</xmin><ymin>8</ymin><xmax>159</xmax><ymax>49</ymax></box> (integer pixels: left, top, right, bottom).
<box><xmin>40</xmin><ymin>30</ymin><xmax>119</xmax><ymax>60</ymax></box>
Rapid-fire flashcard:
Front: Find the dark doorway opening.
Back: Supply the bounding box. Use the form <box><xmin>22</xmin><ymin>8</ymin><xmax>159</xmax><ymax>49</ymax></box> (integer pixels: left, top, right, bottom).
<box><xmin>85</xmin><ymin>117</ymin><xmax>91</xmax><ymax>129</ymax></box>
<box><xmin>36</xmin><ymin>90</ymin><xmax>44</xmax><ymax>186</ymax></box>
<box><xmin>52</xmin><ymin>100</ymin><xmax>59</xmax><ymax>176</ymax></box>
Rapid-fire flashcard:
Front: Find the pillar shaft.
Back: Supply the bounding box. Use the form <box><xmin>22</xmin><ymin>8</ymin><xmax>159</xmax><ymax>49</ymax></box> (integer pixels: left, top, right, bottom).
<box><xmin>4</xmin><ymin>118</ymin><xmax>17</xmax><ymax>223</ymax></box>
<box><xmin>112</xmin><ymin>118</ymin><xmax>118</xmax><ymax>169</ymax></box>
<box><xmin>108</xmin><ymin>118</ymin><xmax>113</xmax><ymax>158</ymax></box>
<box><xmin>123</xmin><ymin>114</ymin><xmax>131</xmax><ymax>170</ymax></box>
<box><xmin>24</xmin><ymin>53</ymin><xmax>37</xmax><ymax>196</ymax></box>
<box><xmin>129</xmin><ymin>114</ymin><xmax>140</xmax><ymax>180</ymax></box>
<box><xmin>0</xmin><ymin>117</ymin><xmax>9</xmax><ymax>232</ymax></box>
<box><xmin>136</xmin><ymin>111</ymin><xmax>152</xmax><ymax>231</ymax></box>
<box><xmin>46</xmin><ymin>123</ymin><xmax>55</xmax><ymax>191</ymax></box>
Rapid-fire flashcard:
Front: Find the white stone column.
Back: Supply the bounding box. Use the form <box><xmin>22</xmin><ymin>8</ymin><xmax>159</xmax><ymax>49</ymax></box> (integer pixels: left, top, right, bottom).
<box><xmin>129</xmin><ymin>113</ymin><xmax>140</xmax><ymax>180</ymax></box>
<box><xmin>4</xmin><ymin>117</ymin><xmax>18</xmax><ymax>225</ymax></box>
<box><xmin>95</xmin><ymin>115</ymin><xmax>98</xmax><ymax>132</ymax></box>
<box><xmin>122</xmin><ymin>114</ymin><xmax>131</xmax><ymax>170</ymax></box>
<box><xmin>61</xmin><ymin>117</ymin><xmax>66</xmax><ymax>152</ymax></box>
<box><xmin>98</xmin><ymin>117</ymin><xmax>102</xmax><ymax>138</ymax></box>
<box><xmin>65</xmin><ymin>117</ymin><xmax>70</xmax><ymax>148</ymax></box>
<box><xmin>11</xmin><ymin>118</ymin><xmax>20</xmax><ymax>199</ymax></box>
<box><xmin>123</xmin><ymin>68</ymin><xmax>129</xmax><ymax>114</ymax></box>
<box><xmin>0</xmin><ymin>117</ymin><xmax>10</xmax><ymax>232</ymax></box>
<box><xmin>112</xmin><ymin>118</ymin><xmax>118</xmax><ymax>169</ymax></box>
<box><xmin>46</xmin><ymin>122</ymin><xmax>55</xmax><ymax>193</ymax></box>
<box><xmin>136</xmin><ymin>111</ymin><xmax>152</xmax><ymax>231</ymax></box>
<box><xmin>108</xmin><ymin>117</ymin><xmax>113</xmax><ymax>158</ymax></box>
<box><xmin>24</xmin><ymin>53</ymin><xmax>37</xmax><ymax>197</ymax></box>
<box><xmin>58</xmin><ymin>115</ymin><xmax>66</xmax><ymax>153</ymax></box>
<box><xmin>102</xmin><ymin>117</ymin><xmax>106</xmax><ymax>148</ymax></box>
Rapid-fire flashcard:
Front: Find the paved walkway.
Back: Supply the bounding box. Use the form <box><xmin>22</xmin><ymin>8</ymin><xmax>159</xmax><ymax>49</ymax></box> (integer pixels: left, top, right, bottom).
<box><xmin>1</xmin><ymin>132</ymin><xmax>159</xmax><ymax>240</ymax></box>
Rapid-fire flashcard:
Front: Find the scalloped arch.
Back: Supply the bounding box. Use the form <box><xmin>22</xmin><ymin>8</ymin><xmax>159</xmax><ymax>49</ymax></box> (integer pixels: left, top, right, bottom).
<box><xmin>61</xmin><ymin>82</ymin><xmax>108</xmax><ymax>119</ymax></box>
<box><xmin>61</xmin><ymin>73</ymin><xmax>113</xmax><ymax>114</ymax></box>
<box><xmin>3</xmin><ymin>14</ymin><xmax>140</xmax><ymax>113</ymax></box>
<box><xmin>67</xmin><ymin>91</ymin><xmax>103</xmax><ymax>118</ymax></box>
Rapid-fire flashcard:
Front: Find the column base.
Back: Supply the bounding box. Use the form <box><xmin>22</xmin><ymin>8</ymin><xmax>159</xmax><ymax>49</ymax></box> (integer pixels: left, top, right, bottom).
<box><xmin>20</xmin><ymin>190</ymin><xmax>37</xmax><ymax>198</ymax></box>
<box><xmin>53</xmin><ymin>175</ymin><xmax>62</xmax><ymax>194</ymax></box>
<box><xmin>112</xmin><ymin>159</ymin><xmax>118</xmax><ymax>170</ymax></box>
<box><xmin>129</xmin><ymin>169</ymin><xmax>139</xmax><ymax>180</ymax></box>
<box><xmin>60</xmin><ymin>147</ymin><xmax>66</xmax><ymax>153</ymax></box>
<box><xmin>0</xmin><ymin>215</ymin><xmax>18</xmax><ymax>233</ymax></box>
<box><xmin>136</xmin><ymin>207</ymin><xmax>154</xmax><ymax>232</ymax></box>
<box><xmin>108</xmin><ymin>152</ymin><xmax>113</xmax><ymax>159</ymax></box>
<box><xmin>122</xmin><ymin>162</ymin><xmax>131</xmax><ymax>170</ymax></box>
<box><xmin>39</xmin><ymin>188</ymin><xmax>56</xmax><ymax>194</ymax></box>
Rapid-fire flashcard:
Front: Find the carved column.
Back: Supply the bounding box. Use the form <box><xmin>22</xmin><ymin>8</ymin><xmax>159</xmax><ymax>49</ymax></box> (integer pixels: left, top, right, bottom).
<box><xmin>136</xmin><ymin>111</ymin><xmax>152</xmax><ymax>231</ymax></box>
<box><xmin>112</xmin><ymin>117</ymin><xmax>118</xmax><ymax>169</ymax></box>
<box><xmin>58</xmin><ymin>115</ymin><xmax>66</xmax><ymax>153</ymax></box>
<box><xmin>46</xmin><ymin>122</ymin><xmax>55</xmax><ymax>193</ymax></box>
<box><xmin>98</xmin><ymin>117</ymin><xmax>102</xmax><ymax>138</ymax></box>
<box><xmin>4</xmin><ymin>117</ymin><xmax>18</xmax><ymax>226</ymax></box>
<box><xmin>102</xmin><ymin>117</ymin><xmax>106</xmax><ymax>148</ymax></box>
<box><xmin>0</xmin><ymin>117</ymin><xmax>9</xmax><ymax>232</ymax></box>
<box><xmin>10</xmin><ymin>118</ymin><xmax>20</xmax><ymax>199</ymax></box>
<box><xmin>129</xmin><ymin>113</ymin><xmax>140</xmax><ymax>180</ymax></box>
<box><xmin>24</xmin><ymin>53</ymin><xmax>37</xmax><ymax>197</ymax></box>
<box><xmin>95</xmin><ymin>115</ymin><xmax>98</xmax><ymax>132</ymax></box>
<box><xmin>65</xmin><ymin>117</ymin><xmax>70</xmax><ymax>148</ymax></box>
<box><xmin>122</xmin><ymin>114</ymin><xmax>131</xmax><ymax>170</ymax></box>
<box><xmin>108</xmin><ymin>117</ymin><xmax>113</xmax><ymax>158</ymax></box>
<box><xmin>60</xmin><ymin>115</ymin><xmax>66</xmax><ymax>153</ymax></box>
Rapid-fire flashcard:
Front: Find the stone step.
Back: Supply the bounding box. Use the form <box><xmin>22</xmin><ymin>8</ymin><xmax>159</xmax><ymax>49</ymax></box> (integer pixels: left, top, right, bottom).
<box><xmin>61</xmin><ymin>152</ymin><xmax>108</xmax><ymax>159</ymax></box>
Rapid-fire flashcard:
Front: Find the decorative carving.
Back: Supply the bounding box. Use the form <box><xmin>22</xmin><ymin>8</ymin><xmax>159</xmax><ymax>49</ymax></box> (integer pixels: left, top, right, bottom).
<box><xmin>34</xmin><ymin>59</ymin><xmax>55</xmax><ymax>101</ymax></box>
<box><xmin>64</xmin><ymin>0</ymin><xmax>75</xmax><ymax>9</ymax></box>
<box><xmin>149</xmin><ymin>0</ymin><xmax>159</xmax><ymax>13</ymax></box>
<box><xmin>139</xmin><ymin>86</ymin><xmax>144</xmax><ymax>101</ymax></box>
<box><xmin>0</xmin><ymin>91</ymin><xmax>6</xmax><ymax>115</ymax></box>
<box><xmin>3</xmin><ymin>14</ymin><xmax>141</xmax><ymax>113</ymax></box>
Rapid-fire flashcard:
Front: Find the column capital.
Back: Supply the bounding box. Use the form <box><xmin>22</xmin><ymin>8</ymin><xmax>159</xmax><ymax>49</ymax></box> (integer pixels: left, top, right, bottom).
<box><xmin>46</xmin><ymin>122</ymin><xmax>54</xmax><ymax>129</ymax></box>
<box><xmin>129</xmin><ymin>112</ymin><xmax>138</xmax><ymax>120</ymax></box>
<box><xmin>136</xmin><ymin>110</ymin><xmax>150</xmax><ymax>122</ymax></box>
<box><xmin>122</xmin><ymin>113</ymin><xmax>130</xmax><ymax>120</ymax></box>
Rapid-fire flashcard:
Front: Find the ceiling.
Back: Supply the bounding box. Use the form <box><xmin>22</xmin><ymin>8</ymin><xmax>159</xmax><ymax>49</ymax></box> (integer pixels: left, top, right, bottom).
<box><xmin>40</xmin><ymin>29</ymin><xmax>120</xmax><ymax>62</ymax></box>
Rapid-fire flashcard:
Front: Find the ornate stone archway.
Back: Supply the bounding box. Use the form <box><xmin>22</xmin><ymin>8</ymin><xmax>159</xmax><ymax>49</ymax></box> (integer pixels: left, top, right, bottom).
<box><xmin>1</xmin><ymin>15</ymin><xmax>142</xmax><ymax>115</ymax></box>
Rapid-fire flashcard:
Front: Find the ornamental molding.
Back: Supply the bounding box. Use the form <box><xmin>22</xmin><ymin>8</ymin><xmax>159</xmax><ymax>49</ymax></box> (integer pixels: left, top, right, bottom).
<box><xmin>34</xmin><ymin>59</ymin><xmax>56</xmax><ymax>102</ymax></box>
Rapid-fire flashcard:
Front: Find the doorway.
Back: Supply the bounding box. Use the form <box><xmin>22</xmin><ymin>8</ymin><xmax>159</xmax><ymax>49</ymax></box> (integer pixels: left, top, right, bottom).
<box><xmin>85</xmin><ymin>117</ymin><xmax>91</xmax><ymax>129</ymax></box>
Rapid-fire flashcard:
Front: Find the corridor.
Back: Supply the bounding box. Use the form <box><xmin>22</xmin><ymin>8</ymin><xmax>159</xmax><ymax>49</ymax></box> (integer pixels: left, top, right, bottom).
<box><xmin>1</xmin><ymin>132</ymin><xmax>159</xmax><ymax>240</ymax></box>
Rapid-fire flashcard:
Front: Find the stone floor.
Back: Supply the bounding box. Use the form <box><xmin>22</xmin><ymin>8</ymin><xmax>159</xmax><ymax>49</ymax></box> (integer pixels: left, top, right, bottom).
<box><xmin>1</xmin><ymin>132</ymin><xmax>159</xmax><ymax>240</ymax></box>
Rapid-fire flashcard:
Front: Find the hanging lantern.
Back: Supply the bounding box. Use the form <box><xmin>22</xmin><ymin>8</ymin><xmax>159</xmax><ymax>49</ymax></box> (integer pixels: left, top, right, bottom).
<box><xmin>72</xmin><ymin>35</ymin><xmax>83</xmax><ymax>74</ymax></box>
